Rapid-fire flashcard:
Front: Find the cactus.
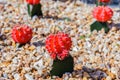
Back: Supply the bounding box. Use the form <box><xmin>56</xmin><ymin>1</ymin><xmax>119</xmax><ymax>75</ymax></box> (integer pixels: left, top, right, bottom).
<box><xmin>45</xmin><ymin>32</ymin><xmax>74</xmax><ymax>77</ymax></box>
<box><xmin>45</xmin><ymin>32</ymin><xmax>72</xmax><ymax>60</ymax></box>
<box><xmin>26</xmin><ymin>0</ymin><xmax>43</xmax><ymax>17</ymax></box>
<box><xmin>12</xmin><ymin>24</ymin><xmax>32</xmax><ymax>44</ymax></box>
<box><xmin>91</xmin><ymin>6</ymin><xmax>113</xmax><ymax>33</ymax></box>
<box><xmin>90</xmin><ymin>21</ymin><xmax>109</xmax><ymax>33</ymax></box>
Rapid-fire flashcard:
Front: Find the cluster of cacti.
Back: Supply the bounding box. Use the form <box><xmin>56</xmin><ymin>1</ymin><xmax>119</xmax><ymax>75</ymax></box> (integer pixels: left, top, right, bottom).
<box><xmin>11</xmin><ymin>26</ymin><xmax>73</xmax><ymax>77</ymax></box>
<box><xmin>10</xmin><ymin>0</ymin><xmax>115</xmax><ymax>78</ymax></box>
<box><xmin>91</xmin><ymin>0</ymin><xmax>113</xmax><ymax>33</ymax></box>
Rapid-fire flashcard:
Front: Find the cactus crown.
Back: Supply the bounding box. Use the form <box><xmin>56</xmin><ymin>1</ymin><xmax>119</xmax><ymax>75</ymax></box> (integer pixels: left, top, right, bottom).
<box><xmin>45</xmin><ymin>32</ymin><xmax>72</xmax><ymax>60</ymax></box>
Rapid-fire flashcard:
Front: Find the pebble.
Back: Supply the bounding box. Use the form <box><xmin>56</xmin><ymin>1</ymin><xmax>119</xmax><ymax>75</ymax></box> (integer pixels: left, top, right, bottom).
<box><xmin>25</xmin><ymin>73</ymin><xmax>34</xmax><ymax>80</ymax></box>
<box><xmin>3</xmin><ymin>73</ymin><xmax>8</xmax><ymax>78</ymax></box>
<box><xmin>28</xmin><ymin>45</ymin><xmax>36</xmax><ymax>51</ymax></box>
<box><xmin>13</xmin><ymin>73</ymin><xmax>20</xmax><ymax>80</ymax></box>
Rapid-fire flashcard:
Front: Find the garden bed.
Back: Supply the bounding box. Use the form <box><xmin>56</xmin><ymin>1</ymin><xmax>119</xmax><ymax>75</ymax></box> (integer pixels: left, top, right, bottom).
<box><xmin>0</xmin><ymin>0</ymin><xmax>120</xmax><ymax>80</ymax></box>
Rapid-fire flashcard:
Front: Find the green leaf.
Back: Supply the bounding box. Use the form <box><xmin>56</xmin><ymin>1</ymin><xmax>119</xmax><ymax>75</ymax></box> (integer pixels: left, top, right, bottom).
<box><xmin>90</xmin><ymin>21</ymin><xmax>109</xmax><ymax>33</ymax></box>
<box><xmin>50</xmin><ymin>55</ymin><xmax>74</xmax><ymax>78</ymax></box>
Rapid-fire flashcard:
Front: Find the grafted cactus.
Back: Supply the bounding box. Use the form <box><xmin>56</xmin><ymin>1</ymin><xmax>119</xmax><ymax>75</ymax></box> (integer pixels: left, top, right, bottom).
<box><xmin>45</xmin><ymin>32</ymin><xmax>74</xmax><ymax>77</ymax></box>
<box><xmin>90</xmin><ymin>0</ymin><xmax>113</xmax><ymax>33</ymax></box>
<box><xmin>26</xmin><ymin>0</ymin><xmax>43</xmax><ymax>17</ymax></box>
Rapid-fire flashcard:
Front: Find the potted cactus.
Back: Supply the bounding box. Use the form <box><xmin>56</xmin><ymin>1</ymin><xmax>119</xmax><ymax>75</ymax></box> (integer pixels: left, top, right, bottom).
<box><xmin>90</xmin><ymin>0</ymin><xmax>113</xmax><ymax>33</ymax></box>
<box><xmin>45</xmin><ymin>32</ymin><xmax>74</xmax><ymax>77</ymax></box>
<box><xmin>26</xmin><ymin>0</ymin><xmax>43</xmax><ymax>17</ymax></box>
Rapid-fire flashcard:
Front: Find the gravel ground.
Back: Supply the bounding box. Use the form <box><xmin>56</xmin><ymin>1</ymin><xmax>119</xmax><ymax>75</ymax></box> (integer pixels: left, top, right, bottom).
<box><xmin>0</xmin><ymin>0</ymin><xmax>120</xmax><ymax>80</ymax></box>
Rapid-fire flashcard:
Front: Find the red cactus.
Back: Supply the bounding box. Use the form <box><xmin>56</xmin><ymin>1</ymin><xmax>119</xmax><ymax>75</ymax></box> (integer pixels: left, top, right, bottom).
<box><xmin>93</xmin><ymin>6</ymin><xmax>113</xmax><ymax>22</ymax></box>
<box><xmin>45</xmin><ymin>32</ymin><xmax>72</xmax><ymax>60</ymax></box>
<box><xmin>99</xmin><ymin>0</ymin><xmax>110</xmax><ymax>3</ymax></box>
<box><xmin>12</xmin><ymin>24</ymin><xmax>32</xmax><ymax>44</ymax></box>
<box><xmin>26</xmin><ymin>0</ymin><xmax>40</xmax><ymax>5</ymax></box>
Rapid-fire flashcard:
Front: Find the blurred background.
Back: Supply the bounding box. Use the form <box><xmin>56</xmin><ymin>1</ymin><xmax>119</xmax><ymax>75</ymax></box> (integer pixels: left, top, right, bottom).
<box><xmin>53</xmin><ymin>0</ymin><xmax>120</xmax><ymax>5</ymax></box>
<box><xmin>82</xmin><ymin>0</ymin><xmax>120</xmax><ymax>4</ymax></box>
<box><xmin>52</xmin><ymin>0</ymin><xmax>120</xmax><ymax>8</ymax></box>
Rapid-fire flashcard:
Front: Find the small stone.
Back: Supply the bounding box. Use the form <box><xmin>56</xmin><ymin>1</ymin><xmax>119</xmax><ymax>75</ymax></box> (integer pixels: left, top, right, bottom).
<box><xmin>25</xmin><ymin>74</ymin><xmax>34</xmax><ymax>80</ymax></box>
<box><xmin>12</xmin><ymin>41</ymin><xmax>16</xmax><ymax>47</ymax></box>
<box><xmin>83</xmin><ymin>72</ymin><xmax>90</xmax><ymax>78</ymax></box>
<box><xmin>4</xmin><ymin>29</ymin><xmax>9</xmax><ymax>33</ymax></box>
<box><xmin>0</xmin><ymin>4</ymin><xmax>4</xmax><ymax>11</ymax></box>
<box><xmin>6</xmin><ymin>40</ymin><xmax>12</xmax><ymax>45</ymax></box>
<box><xmin>0</xmin><ymin>61</ymin><xmax>11</xmax><ymax>67</ymax></box>
<box><xmin>28</xmin><ymin>45</ymin><xmax>36</xmax><ymax>51</ymax></box>
<box><xmin>111</xmin><ymin>67</ymin><xmax>117</xmax><ymax>74</ymax></box>
<box><xmin>111</xmin><ymin>27</ymin><xmax>117</xmax><ymax>31</ymax></box>
<box><xmin>106</xmin><ymin>76</ymin><xmax>112</xmax><ymax>80</ymax></box>
<box><xmin>74</xmin><ymin>64</ymin><xmax>82</xmax><ymax>70</ymax></box>
<box><xmin>82</xmin><ymin>77</ymin><xmax>87</xmax><ymax>80</ymax></box>
<box><xmin>0</xmin><ymin>34</ymin><xmax>6</xmax><ymax>40</ymax></box>
<box><xmin>3</xmin><ymin>73</ymin><xmax>8</xmax><ymax>78</ymax></box>
<box><xmin>107</xmin><ymin>71</ymin><xmax>116</xmax><ymax>79</ymax></box>
<box><xmin>13</xmin><ymin>73</ymin><xmax>20</xmax><ymax>80</ymax></box>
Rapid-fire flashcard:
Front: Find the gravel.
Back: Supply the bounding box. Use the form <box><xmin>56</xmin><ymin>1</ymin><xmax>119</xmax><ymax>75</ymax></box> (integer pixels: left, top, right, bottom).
<box><xmin>0</xmin><ymin>0</ymin><xmax>120</xmax><ymax>79</ymax></box>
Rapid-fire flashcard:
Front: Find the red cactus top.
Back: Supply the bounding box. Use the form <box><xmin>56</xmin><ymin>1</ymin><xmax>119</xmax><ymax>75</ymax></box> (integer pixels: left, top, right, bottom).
<box><xmin>99</xmin><ymin>0</ymin><xmax>110</xmax><ymax>3</ymax></box>
<box><xmin>93</xmin><ymin>6</ymin><xmax>113</xmax><ymax>22</ymax></box>
<box><xmin>12</xmin><ymin>24</ymin><xmax>32</xmax><ymax>44</ymax></box>
<box><xmin>26</xmin><ymin>0</ymin><xmax>40</xmax><ymax>5</ymax></box>
<box><xmin>45</xmin><ymin>32</ymin><xmax>72</xmax><ymax>60</ymax></box>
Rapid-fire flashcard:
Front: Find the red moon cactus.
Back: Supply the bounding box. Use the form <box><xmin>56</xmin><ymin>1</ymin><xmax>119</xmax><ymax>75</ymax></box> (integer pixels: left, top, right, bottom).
<box><xmin>26</xmin><ymin>0</ymin><xmax>40</xmax><ymax>5</ymax></box>
<box><xmin>45</xmin><ymin>32</ymin><xmax>72</xmax><ymax>60</ymax></box>
<box><xmin>99</xmin><ymin>0</ymin><xmax>110</xmax><ymax>3</ymax></box>
<box><xmin>93</xmin><ymin>6</ymin><xmax>113</xmax><ymax>22</ymax></box>
<box><xmin>12</xmin><ymin>24</ymin><xmax>32</xmax><ymax>44</ymax></box>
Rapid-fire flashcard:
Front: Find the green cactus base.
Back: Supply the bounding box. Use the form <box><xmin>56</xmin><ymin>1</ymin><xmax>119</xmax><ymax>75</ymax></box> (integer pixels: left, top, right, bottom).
<box><xmin>95</xmin><ymin>1</ymin><xmax>103</xmax><ymax>6</ymax></box>
<box><xmin>90</xmin><ymin>21</ymin><xmax>109</xmax><ymax>33</ymax></box>
<box><xmin>95</xmin><ymin>0</ymin><xmax>107</xmax><ymax>6</ymax></box>
<box><xmin>27</xmin><ymin>3</ymin><xmax>43</xmax><ymax>17</ymax></box>
<box><xmin>50</xmin><ymin>55</ymin><xmax>74</xmax><ymax>78</ymax></box>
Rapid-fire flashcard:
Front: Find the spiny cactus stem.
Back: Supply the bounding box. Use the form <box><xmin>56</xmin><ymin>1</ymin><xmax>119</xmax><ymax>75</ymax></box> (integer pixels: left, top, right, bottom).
<box><xmin>27</xmin><ymin>4</ymin><xmax>32</xmax><ymax>16</ymax></box>
<box><xmin>50</xmin><ymin>55</ymin><xmax>74</xmax><ymax>77</ymax></box>
<box><xmin>96</xmin><ymin>0</ymin><xmax>104</xmax><ymax>6</ymax></box>
<box><xmin>27</xmin><ymin>3</ymin><xmax>43</xmax><ymax>17</ymax></box>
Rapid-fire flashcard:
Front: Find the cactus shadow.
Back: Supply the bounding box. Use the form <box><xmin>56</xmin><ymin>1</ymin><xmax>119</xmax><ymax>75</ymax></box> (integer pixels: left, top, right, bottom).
<box><xmin>74</xmin><ymin>66</ymin><xmax>107</xmax><ymax>80</ymax></box>
<box><xmin>52</xmin><ymin>0</ymin><xmax>74</xmax><ymax>2</ymax></box>
<box><xmin>32</xmin><ymin>41</ymin><xmax>45</xmax><ymax>47</ymax></box>
<box><xmin>110</xmin><ymin>23</ymin><xmax>120</xmax><ymax>29</ymax></box>
<box><xmin>41</xmin><ymin>16</ymin><xmax>72</xmax><ymax>21</ymax></box>
<box><xmin>114</xmin><ymin>23</ymin><xmax>120</xmax><ymax>29</ymax></box>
